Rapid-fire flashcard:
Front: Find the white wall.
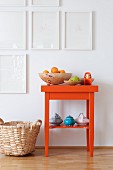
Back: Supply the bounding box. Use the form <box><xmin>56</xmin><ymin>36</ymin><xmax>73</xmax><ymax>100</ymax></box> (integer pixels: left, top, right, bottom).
<box><xmin>0</xmin><ymin>0</ymin><xmax>113</xmax><ymax>146</ymax></box>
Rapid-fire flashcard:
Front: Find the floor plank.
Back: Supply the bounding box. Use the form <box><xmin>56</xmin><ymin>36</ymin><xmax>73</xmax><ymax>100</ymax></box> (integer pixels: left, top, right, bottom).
<box><xmin>0</xmin><ymin>148</ymin><xmax>113</xmax><ymax>170</ymax></box>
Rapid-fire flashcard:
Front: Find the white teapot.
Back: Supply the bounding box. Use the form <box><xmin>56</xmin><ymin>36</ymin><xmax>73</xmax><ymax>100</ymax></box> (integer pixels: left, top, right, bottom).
<box><xmin>75</xmin><ymin>113</ymin><xmax>89</xmax><ymax>125</ymax></box>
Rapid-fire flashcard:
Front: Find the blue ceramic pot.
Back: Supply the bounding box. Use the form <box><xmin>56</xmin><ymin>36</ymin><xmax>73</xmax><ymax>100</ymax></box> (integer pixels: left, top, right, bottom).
<box><xmin>64</xmin><ymin>115</ymin><xmax>75</xmax><ymax>126</ymax></box>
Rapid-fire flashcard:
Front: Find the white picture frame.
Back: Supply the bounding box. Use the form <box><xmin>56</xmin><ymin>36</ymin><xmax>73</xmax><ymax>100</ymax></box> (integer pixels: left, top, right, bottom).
<box><xmin>31</xmin><ymin>0</ymin><xmax>59</xmax><ymax>6</ymax></box>
<box><xmin>31</xmin><ymin>11</ymin><xmax>59</xmax><ymax>50</ymax></box>
<box><xmin>63</xmin><ymin>12</ymin><xmax>92</xmax><ymax>50</ymax></box>
<box><xmin>0</xmin><ymin>55</ymin><xmax>26</xmax><ymax>93</ymax></box>
<box><xmin>0</xmin><ymin>11</ymin><xmax>26</xmax><ymax>50</ymax></box>
<box><xmin>0</xmin><ymin>0</ymin><xmax>26</xmax><ymax>6</ymax></box>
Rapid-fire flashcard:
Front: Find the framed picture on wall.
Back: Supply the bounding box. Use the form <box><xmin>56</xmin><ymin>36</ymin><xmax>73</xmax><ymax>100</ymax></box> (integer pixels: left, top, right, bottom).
<box><xmin>0</xmin><ymin>55</ymin><xmax>26</xmax><ymax>93</ymax></box>
<box><xmin>31</xmin><ymin>0</ymin><xmax>59</xmax><ymax>6</ymax></box>
<box><xmin>63</xmin><ymin>12</ymin><xmax>92</xmax><ymax>50</ymax></box>
<box><xmin>0</xmin><ymin>11</ymin><xmax>26</xmax><ymax>50</ymax></box>
<box><xmin>31</xmin><ymin>11</ymin><xmax>59</xmax><ymax>50</ymax></box>
<box><xmin>0</xmin><ymin>0</ymin><xmax>26</xmax><ymax>6</ymax></box>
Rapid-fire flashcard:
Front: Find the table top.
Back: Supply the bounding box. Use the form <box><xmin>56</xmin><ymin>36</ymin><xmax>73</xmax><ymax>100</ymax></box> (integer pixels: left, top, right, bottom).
<box><xmin>41</xmin><ymin>85</ymin><xmax>98</xmax><ymax>93</ymax></box>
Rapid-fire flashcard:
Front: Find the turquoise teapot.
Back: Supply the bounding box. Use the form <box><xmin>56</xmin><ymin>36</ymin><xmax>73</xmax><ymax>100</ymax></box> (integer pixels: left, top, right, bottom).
<box><xmin>64</xmin><ymin>115</ymin><xmax>75</xmax><ymax>126</ymax></box>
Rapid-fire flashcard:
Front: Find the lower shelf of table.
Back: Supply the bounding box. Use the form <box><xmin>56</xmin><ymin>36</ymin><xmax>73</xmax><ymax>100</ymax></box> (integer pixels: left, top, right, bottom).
<box><xmin>49</xmin><ymin>125</ymin><xmax>89</xmax><ymax>129</ymax></box>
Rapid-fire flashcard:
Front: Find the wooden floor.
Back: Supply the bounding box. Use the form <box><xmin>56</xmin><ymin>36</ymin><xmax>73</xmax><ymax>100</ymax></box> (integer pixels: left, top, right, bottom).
<box><xmin>0</xmin><ymin>148</ymin><xmax>113</xmax><ymax>170</ymax></box>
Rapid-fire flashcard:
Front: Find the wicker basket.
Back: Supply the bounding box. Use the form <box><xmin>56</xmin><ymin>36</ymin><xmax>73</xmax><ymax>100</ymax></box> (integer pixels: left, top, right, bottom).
<box><xmin>0</xmin><ymin>118</ymin><xmax>42</xmax><ymax>156</ymax></box>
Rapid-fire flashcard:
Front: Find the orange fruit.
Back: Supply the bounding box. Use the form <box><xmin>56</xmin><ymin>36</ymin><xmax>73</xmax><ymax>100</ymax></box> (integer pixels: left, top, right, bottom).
<box><xmin>59</xmin><ymin>70</ymin><xmax>66</xmax><ymax>73</ymax></box>
<box><xmin>51</xmin><ymin>67</ymin><xmax>59</xmax><ymax>73</ymax></box>
<box><xmin>43</xmin><ymin>70</ymin><xmax>49</xmax><ymax>74</ymax></box>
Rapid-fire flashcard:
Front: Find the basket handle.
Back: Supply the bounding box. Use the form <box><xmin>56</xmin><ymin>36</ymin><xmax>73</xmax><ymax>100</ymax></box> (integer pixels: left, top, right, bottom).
<box><xmin>32</xmin><ymin>120</ymin><xmax>42</xmax><ymax>126</ymax></box>
<box><xmin>0</xmin><ymin>118</ymin><xmax>4</xmax><ymax>125</ymax></box>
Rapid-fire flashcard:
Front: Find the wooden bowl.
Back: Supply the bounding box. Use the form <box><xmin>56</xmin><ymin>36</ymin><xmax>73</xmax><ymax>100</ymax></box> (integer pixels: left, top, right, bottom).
<box><xmin>39</xmin><ymin>73</ymin><xmax>72</xmax><ymax>85</ymax></box>
<box><xmin>64</xmin><ymin>78</ymin><xmax>94</xmax><ymax>85</ymax></box>
<box><xmin>64</xmin><ymin>80</ymin><xmax>82</xmax><ymax>85</ymax></box>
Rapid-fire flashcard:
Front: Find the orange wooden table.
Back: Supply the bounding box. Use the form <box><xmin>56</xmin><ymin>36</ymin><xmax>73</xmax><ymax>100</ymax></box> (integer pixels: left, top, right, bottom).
<box><xmin>41</xmin><ymin>85</ymin><xmax>98</xmax><ymax>157</ymax></box>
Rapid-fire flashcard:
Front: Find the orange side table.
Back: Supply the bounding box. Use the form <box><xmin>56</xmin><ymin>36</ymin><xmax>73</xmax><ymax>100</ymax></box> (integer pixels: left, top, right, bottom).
<box><xmin>41</xmin><ymin>85</ymin><xmax>98</xmax><ymax>157</ymax></box>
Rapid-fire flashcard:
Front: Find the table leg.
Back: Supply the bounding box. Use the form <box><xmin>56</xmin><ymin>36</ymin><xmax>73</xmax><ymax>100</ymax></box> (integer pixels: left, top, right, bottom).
<box><xmin>45</xmin><ymin>92</ymin><xmax>49</xmax><ymax>157</ymax></box>
<box><xmin>89</xmin><ymin>93</ymin><xmax>94</xmax><ymax>157</ymax></box>
<box><xmin>86</xmin><ymin>100</ymin><xmax>89</xmax><ymax>151</ymax></box>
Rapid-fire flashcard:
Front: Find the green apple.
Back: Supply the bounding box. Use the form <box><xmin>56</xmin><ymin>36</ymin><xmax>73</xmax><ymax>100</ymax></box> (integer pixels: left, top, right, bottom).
<box><xmin>70</xmin><ymin>76</ymin><xmax>80</xmax><ymax>82</ymax></box>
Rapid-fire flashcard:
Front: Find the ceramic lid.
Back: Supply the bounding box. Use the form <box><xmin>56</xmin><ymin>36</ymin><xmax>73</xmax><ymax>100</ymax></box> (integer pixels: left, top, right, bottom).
<box><xmin>65</xmin><ymin>115</ymin><xmax>74</xmax><ymax>119</ymax></box>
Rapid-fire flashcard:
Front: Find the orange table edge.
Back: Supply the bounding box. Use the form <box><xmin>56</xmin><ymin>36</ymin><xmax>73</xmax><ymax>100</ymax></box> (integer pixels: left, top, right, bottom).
<box><xmin>41</xmin><ymin>85</ymin><xmax>98</xmax><ymax>157</ymax></box>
